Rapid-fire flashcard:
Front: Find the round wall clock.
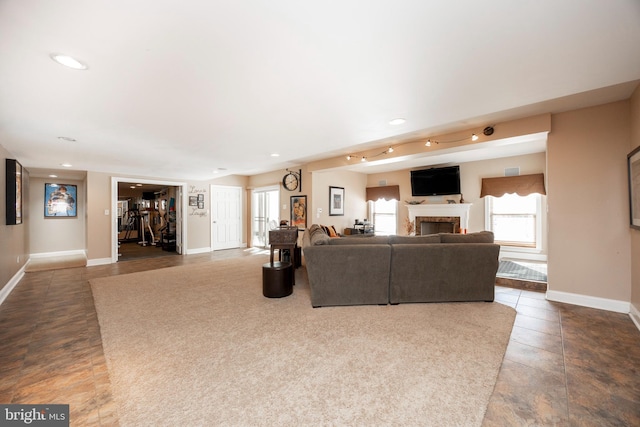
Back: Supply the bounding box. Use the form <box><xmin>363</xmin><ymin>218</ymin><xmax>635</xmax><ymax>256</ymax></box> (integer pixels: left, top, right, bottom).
<box><xmin>282</xmin><ymin>171</ymin><xmax>299</xmax><ymax>191</ymax></box>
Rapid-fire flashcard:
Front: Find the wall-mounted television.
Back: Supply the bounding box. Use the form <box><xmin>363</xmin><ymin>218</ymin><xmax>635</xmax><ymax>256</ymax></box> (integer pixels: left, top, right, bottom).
<box><xmin>410</xmin><ymin>165</ymin><xmax>461</xmax><ymax>196</ymax></box>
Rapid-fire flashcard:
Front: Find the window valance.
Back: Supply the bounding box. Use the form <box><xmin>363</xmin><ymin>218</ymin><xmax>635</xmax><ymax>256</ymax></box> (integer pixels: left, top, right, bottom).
<box><xmin>480</xmin><ymin>173</ymin><xmax>546</xmax><ymax>197</ymax></box>
<box><xmin>366</xmin><ymin>185</ymin><xmax>400</xmax><ymax>201</ymax></box>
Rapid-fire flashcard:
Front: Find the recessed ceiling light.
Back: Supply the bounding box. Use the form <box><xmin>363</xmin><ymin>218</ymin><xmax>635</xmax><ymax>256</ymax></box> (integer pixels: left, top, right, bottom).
<box><xmin>136</xmin><ymin>184</ymin><xmax>143</xmax><ymax>187</ymax></box>
<box><xmin>60</xmin><ymin>163</ymin><xmax>72</xmax><ymax>168</ymax></box>
<box><xmin>130</xmin><ymin>186</ymin><xmax>136</xmax><ymax>189</ymax></box>
<box><xmin>57</xmin><ymin>136</ymin><xmax>77</xmax><ymax>142</ymax></box>
<box><xmin>389</xmin><ymin>118</ymin><xmax>406</xmax><ymax>125</ymax></box>
<box><xmin>270</xmin><ymin>153</ymin><xmax>280</xmax><ymax>157</ymax></box>
<box><xmin>50</xmin><ymin>53</ymin><xmax>88</xmax><ymax>70</ymax></box>
<box><xmin>49</xmin><ymin>174</ymin><xmax>57</xmax><ymax>178</ymax></box>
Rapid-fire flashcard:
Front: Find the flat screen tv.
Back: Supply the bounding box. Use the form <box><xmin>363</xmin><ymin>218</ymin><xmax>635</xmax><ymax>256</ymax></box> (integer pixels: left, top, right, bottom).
<box><xmin>410</xmin><ymin>165</ymin><xmax>461</xmax><ymax>196</ymax></box>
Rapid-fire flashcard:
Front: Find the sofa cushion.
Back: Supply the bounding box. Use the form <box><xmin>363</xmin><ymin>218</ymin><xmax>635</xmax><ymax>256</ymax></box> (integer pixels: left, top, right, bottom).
<box><xmin>389</xmin><ymin>234</ymin><xmax>441</xmax><ymax>244</ymax></box>
<box><xmin>309</xmin><ymin>224</ymin><xmax>331</xmax><ymax>245</ymax></box>
<box><xmin>439</xmin><ymin>231</ymin><xmax>494</xmax><ymax>243</ymax></box>
<box><xmin>328</xmin><ymin>236</ymin><xmax>391</xmax><ymax>245</ymax></box>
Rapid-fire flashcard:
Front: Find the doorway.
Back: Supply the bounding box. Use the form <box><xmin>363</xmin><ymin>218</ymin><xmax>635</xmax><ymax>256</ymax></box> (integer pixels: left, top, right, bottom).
<box><xmin>252</xmin><ymin>186</ymin><xmax>280</xmax><ymax>248</ymax></box>
<box><xmin>112</xmin><ymin>177</ymin><xmax>187</xmax><ymax>262</ymax></box>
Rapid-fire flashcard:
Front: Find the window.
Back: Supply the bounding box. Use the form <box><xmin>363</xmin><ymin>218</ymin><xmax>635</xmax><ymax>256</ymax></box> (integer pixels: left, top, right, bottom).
<box><xmin>369</xmin><ymin>199</ymin><xmax>397</xmax><ymax>235</ymax></box>
<box><xmin>485</xmin><ymin>193</ymin><xmax>541</xmax><ymax>248</ymax></box>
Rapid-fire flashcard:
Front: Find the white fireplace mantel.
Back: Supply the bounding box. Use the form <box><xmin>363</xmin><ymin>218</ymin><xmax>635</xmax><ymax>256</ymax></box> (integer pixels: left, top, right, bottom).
<box><xmin>406</xmin><ymin>203</ymin><xmax>472</xmax><ymax>232</ymax></box>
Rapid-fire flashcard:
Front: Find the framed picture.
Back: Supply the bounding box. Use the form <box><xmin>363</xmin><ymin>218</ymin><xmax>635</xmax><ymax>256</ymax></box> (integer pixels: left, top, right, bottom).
<box><xmin>329</xmin><ymin>186</ymin><xmax>345</xmax><ymax>216</ymax></box>
<box><xmin>198</xmin><ymin>201</ymin><xmax>204</xmax><ymax>209</ymax></box>
<box><xmin>197</xmin><ymin>194</ymin><xmax>204</xmax><ymax>202</ymax></box>
<box><xmin>5</xmin><ymin>159</ymin><xmax>22</xmax><ymax>225</ymax></box>
<box><xmin>45</xmin><ymin>183</ymin><xmax>77</xmax><ymax>217</ymax></box>
<box><xmin>290</xmin><ymin>195</ymin><xmax>307</xmax><ymax>229</ymax></box>
<box><xmin>189</xmin><ymin>196</ymin><xmax>197</xmax><ymax>206</ymax></box>
<box><xmin>628</xmin><ymin>145</ymin><xmax>640</xmax><ymax>230</ymax></box>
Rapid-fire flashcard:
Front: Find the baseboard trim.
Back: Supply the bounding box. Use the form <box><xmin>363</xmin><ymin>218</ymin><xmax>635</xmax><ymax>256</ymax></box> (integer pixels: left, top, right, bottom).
<box><xmin>546</xmin><ymin>290</ymin><xmax>630</xmax><ymax>314</ymax></box>
<box><xmin>30</xmin><ymin>249</ymin><xmax>87</xmax><ymax>259</ymax></box>
<box><xmin>186</xmin><ymin>247</ymin><xmax>212</xmax><ymax>255</ymax></box>
<box><xmin>630</xmin><ymin>303</ymin><xmax>640</xmax><ymax>332</ymax></box>
<box><xmin>87</xmin><ymin>257</ymin><xmax>113</xmax><ymax>267</ymax></box>
<box><xmin>0</xmin><ymin>265</ymin><xmax>26</xmax><ymax>307</ymax></box>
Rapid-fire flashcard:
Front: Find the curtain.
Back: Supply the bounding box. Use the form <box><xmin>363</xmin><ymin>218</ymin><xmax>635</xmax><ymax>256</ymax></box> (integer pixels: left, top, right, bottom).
<box><xmin>366</xmin><ymin>185</ymin><xmax>400</xmax><ymax>201</ymax></box>
<box><xmin>480</xmin><ymin>173</ymin><xmax>546</xmax><ymax>197</ymax></box>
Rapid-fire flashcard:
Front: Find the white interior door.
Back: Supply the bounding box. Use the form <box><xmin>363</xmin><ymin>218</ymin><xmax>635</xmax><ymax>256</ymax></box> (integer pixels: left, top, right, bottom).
<box><xmin>175</xmin><ymin>186</ymin><xmax>183</xmax><ymax>254</ymax></box>
<box><xmin>211</xmin><ymin>185</ymin><xmax>242</xmax><ymax>250</ymax></box>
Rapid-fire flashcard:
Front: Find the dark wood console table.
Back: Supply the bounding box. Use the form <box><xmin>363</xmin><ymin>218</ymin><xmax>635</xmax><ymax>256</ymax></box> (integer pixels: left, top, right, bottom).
<box><xmin>268</xmin><ymin>227</ymin><xmax>299</xmax><ymax>285</ymax></box>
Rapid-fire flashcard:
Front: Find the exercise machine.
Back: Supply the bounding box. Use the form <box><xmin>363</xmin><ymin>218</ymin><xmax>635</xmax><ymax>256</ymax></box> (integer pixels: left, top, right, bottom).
<box><xmin>138</xmin><ymin>211</ymin><xmax>156</xmax><ymax>246</ymax></box>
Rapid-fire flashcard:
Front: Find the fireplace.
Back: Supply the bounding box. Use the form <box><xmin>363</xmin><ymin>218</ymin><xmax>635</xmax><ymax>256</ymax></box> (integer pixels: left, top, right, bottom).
<box><xmin>406</xmin><ymin>203</ymin><xmax>472</xmax><ymax>235</ymax></box>
<box><xmin>416</xmin><ymin>216</ymin><xmax>460</xmax><ymax>235</ymax></box>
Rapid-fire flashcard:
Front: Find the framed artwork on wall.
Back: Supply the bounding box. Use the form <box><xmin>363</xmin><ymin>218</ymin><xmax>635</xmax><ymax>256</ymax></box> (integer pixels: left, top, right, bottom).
<box><xmin>5</xmin><ymin>159</ymin><xmax>22</xmax><ymax>225</ymax></box>
<box><xmin>44</xmin><ymin>183</ymin><xmax>77</xmax><ymax>217</ymax></box>
<box><xmin>329</xmin><ymin>186</ymin><xmax>345</xmax><ymax>216</ymax></box>
<box><xmin>290</xmin><ymin>195</ymin><xmax>307</xmax><ymax>229</ymax></box>
<box><xmin>628</xmin><ymin>145</ymin><xmax>640</xmax><ymax>230</ymax></box>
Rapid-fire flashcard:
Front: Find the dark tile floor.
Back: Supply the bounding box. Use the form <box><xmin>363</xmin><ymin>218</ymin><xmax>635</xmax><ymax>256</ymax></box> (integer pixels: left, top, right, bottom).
<box><xmin>1</xmin><ymin>249</ymin><xmax>639</xmax><ymax>426</ymax></box>
<box><xmin>484</xmin><ymin>286</ymin><xmax>640</xmax><ymax>426</ymax></box>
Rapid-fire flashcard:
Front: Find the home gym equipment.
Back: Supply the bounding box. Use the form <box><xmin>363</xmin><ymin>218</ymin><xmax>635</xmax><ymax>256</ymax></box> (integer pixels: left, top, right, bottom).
<box><xmin>138</xmin><ymin>211</ymin><xmax>156</xmax><ymax>246</ymax></box>
<box><xmin>120</xmin><ymin>209</ymin><xmax>141</xmax><ymax>242</ymax></box>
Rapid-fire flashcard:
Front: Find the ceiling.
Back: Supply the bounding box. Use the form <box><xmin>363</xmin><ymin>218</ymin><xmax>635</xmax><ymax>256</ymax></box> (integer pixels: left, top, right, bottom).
<box><xmin>1</xmin><ymin>1</ymin><xmax>639</xmax><ymax>182</ymax></box>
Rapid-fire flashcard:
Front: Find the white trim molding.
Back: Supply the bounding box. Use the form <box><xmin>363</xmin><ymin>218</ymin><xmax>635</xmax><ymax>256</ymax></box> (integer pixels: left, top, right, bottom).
<box><xmin>186</xmin><ymin>247</ymin><xmax>213</xmax><ymax>255</ymax></box>
<box><xmin>87</xmin><ymin>257</ymin><xmax>113</xmax><ymax>267</ymax></box>
<box><xmin>407</xmin><ymin>203</ymin><xmax>472</xmax><ymax>232</ymax></box>
<box><xmin>546</xmin><ymin>290</ymin><xmax>630</xmax><ymax>314</ymax></box>
<box><xmin>630</xmin><ymin>303</ymin><xmax>640</xmax><ymax>332</ymax></box>
<box><xmin>0</xmin><ymin>264</ymin><xmax>26</xmax><ymax>307</ymax></box>
<box><xmin>30</xmin><ymin>249</ymin><xmax>87</xmax><ymax>259</ymax></box>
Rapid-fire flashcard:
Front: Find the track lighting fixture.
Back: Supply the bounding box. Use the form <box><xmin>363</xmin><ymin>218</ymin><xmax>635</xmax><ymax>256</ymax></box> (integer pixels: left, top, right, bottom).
<box><xmin>344</xmin><ymin>126</ymin><xmax>495</xmax><ymax>161</ymax></box>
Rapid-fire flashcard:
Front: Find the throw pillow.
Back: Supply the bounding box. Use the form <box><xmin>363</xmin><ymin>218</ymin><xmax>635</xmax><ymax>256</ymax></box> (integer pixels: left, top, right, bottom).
<box><xmin>309</xmin><ymin>224</ymin><xmax>330</xmax><ymax>245</ymax></box>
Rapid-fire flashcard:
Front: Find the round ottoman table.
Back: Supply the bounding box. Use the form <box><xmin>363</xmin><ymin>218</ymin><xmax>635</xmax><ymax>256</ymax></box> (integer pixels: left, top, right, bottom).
<box><xmin>262</xmin><ymin>261</ymin><xmax>293</xmax><ymax>298</ymax></box>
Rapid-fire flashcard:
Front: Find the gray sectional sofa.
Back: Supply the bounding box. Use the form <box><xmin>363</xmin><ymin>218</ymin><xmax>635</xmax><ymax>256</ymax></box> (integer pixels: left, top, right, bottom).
<box><xmin>302</xmin><ymin>225</ymin><xmax>500</xmax><ymax>307</ymax></box>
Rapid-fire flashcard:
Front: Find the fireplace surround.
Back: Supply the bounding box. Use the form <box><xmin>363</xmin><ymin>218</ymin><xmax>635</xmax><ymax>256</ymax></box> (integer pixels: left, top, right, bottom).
<box><xmin>406</xmin><ymin>204</ymin><xmax>472</xmax><ymax>235</ymax></box>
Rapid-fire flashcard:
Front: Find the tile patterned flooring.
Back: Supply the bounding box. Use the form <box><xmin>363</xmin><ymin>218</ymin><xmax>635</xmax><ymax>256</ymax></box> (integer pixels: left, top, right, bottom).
<box><xmin>1</xmin><ymin>249</ymin><xmax>639</xmax><ymax>426</ymax></box>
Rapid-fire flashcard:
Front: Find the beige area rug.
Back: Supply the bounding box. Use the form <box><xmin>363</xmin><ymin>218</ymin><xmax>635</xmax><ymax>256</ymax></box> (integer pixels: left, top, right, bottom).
<box><xmin>25</xmin><ymin>253</ymin><xmax>87</xmax><ymax>272</ymax></box>
<box><xmin>90</xmin><ymin>255</ymin><xmax>516</xmax><ymax>426</ymax></box>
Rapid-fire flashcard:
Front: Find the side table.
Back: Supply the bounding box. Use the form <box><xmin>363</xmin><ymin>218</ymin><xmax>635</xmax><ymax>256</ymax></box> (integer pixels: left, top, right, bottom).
<box><xmin>269</xmin><ymin>227</ymin><xmax>299</xmax><ymax>285</ymax></box>
<box><xmin>262</xmin><ymin>261</ymin><xmax>293</xmax><ymax>298</ymax></box>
